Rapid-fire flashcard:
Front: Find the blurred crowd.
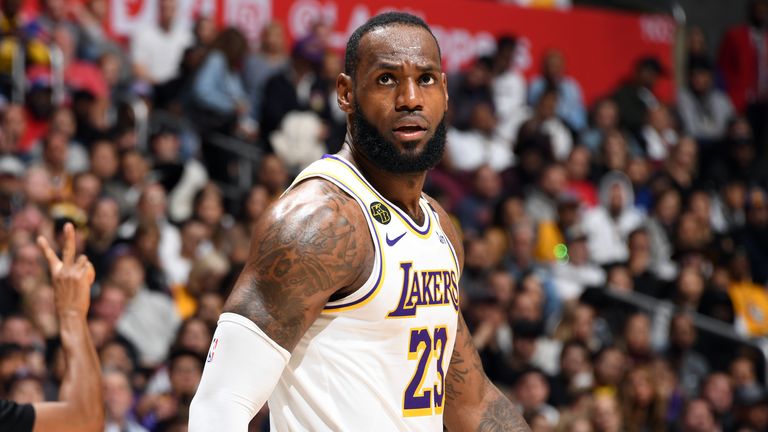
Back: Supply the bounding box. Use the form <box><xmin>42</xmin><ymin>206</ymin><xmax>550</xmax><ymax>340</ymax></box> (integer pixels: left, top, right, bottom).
<box><xmin>0</xmin><ymin>0</ymin><xmax>768</xmax><ymax>431</ymax></box>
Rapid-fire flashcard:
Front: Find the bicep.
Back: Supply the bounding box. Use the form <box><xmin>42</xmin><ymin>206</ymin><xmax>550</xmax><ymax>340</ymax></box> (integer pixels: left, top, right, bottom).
<box><xmin>224</xmin><ymin>181</ymin><xmax>368</xmax><ymax>351</ymax></box>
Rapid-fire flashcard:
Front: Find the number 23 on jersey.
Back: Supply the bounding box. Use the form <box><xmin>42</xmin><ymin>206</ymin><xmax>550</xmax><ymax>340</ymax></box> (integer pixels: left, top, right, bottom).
<box><xmin>403</xmin><ymin>326</ymin><xmax>448</xmax><ymax>417</ymax></box>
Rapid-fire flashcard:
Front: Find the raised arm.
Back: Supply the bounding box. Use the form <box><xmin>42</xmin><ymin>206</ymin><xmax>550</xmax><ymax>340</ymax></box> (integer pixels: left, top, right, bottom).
<box><xmin>34</xmin><ymin>223</ymin><xmax>104</xmax><ymax>432</ymax></box>
<box><xmin>190</xmin><ymin>180</ymin><xmax>370</xmax><ymax>430</ymax></box>
<box><xmin>424</xmin><ymin>196</ymin><xmax>529</xmax><ymax>432</ymax></box>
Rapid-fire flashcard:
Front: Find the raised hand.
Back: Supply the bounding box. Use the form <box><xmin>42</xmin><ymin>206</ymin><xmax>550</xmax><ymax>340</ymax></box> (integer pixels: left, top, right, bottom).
<box><xmin>37</xmin><ymin>223</ymin><xmax>96</xmax><ymax>319</ymax></box>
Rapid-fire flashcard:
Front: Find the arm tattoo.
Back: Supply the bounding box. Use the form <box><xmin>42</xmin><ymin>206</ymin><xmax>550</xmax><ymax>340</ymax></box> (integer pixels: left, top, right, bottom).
<box><xmin>477</xmin><ymin>396</ymin><xmax>530</xmax><ymax>432</ymax></box>
<box><xmin>446</xmin><ymin>314</ymin><xmax>484</xmax><ymax>402</ymax></box>
<box><xmin>225</xmin><ymin>182</ymin><xmax>363</xmax><ymax>350</ymax></box>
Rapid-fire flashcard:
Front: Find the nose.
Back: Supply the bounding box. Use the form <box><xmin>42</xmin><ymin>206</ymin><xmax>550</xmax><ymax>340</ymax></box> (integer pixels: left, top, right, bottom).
<box><xmin>395</xmin><ymin>78</ymin><xmax>423</xmax><ymax>112</ymax></box>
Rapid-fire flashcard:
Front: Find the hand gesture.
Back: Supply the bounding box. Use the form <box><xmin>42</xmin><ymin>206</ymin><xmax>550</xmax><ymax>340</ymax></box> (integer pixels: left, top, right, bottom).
<box><xmin>37</xmin><ymin>223</ymin><xmax>96</xmax><ymax>319</ymax></box>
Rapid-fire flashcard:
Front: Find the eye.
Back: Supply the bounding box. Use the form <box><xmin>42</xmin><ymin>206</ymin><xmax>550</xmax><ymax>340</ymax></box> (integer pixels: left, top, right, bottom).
<box><xmin>377</xmin><ymin>74</ymin><xmax>395</xmax><ymax>85</ymax></box>
<box><xmin>418</xmin><ymin>74</ymin><xmax>436</xmax><ymax>85</ymax></box>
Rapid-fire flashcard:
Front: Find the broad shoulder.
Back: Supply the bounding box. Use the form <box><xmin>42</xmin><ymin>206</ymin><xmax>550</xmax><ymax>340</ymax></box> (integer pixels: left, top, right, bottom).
<box><xmin>423</xmin><ymin>193</ymin><xmax>464</xmax><ymax>272</ymax></box>
<box><xmin>247</xmin><ymin>178</ymin><xmax>371</xmax><ymax>292</ymax></box>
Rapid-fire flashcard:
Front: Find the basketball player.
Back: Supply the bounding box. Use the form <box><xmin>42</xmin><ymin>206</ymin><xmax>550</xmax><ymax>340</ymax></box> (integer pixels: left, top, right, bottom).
<box><xmin>0</xmin><ymin>224</ymin><xmax>103</xmax><ymax>431</ymax></box>
<box><xmin>190</xmin><ymin>13</ymin><xmax>530</xmax><ymax>431</ymax></box>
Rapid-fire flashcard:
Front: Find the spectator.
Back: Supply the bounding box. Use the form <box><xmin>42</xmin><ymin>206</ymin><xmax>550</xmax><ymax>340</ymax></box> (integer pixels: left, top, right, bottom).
<box><xmin>612</xmin><ymin>57</ymin><xmax>666</xmax><ymax>136</ymax></box>
<box><xmin>491</xmin><ymin>35</ymin><xmax>527</xmax><ymax>144</ymax></box>
<box><xmin>529</xmin><ymin>49</ymin><xmax>587</xmax><ymax>131</ymax></box>
<box><xmin>518</xmin><ymin>87</ymin><xmax>573</xmax><ymax>161</ymax></box>
<box><xmin>130</xmin><ymin>0</ymin><xmax>192</xmax><ymax>87</ymax></box>
<box><xmin>513</xmin><ymin>368</ymin><xmax>560</xmax><ymax>426</ymax></box>
<box><xmin>446</xmin><ymin>101</ymin><xmax>514</xmax><ymax>172</ymax></box>
<box><xmin>700</xmin><ymin>372</ymin><xmax>735</xmax><ymax>431</ymax></box>
<box><xmin>581</xmin><ymin>98</ymin><xmax>621</xmax><ymax>154</ymax></box>
<box><xmin>103</xmin><ymin>368</ymin><xmax>148</xmax><ymax>432</ymax></box>
<box><xmin>84</xmin><ymin>197</ymin><xmax>120</xmax><ymax>278</ymax></box>
<box><xmin>552</xmin><ymin>226</ymin><xmax>606</xmax><ymax>303</ymax></box>
<box><xmin>243</xmin><ymin>22</ymin><xmax>290</xmax><ymax>122</ymax></box>
<box><xmin>640</xmin><ymin>105</ymin><xmax>678</xmax><ymax>163</ymax></box>
<box><xmin>564</xmin><ymin>146</ymin><xmax>598</xmax><ymax>208</ymax></box>
<box><xmin>678</xmin><ymin>57</ymin><xmax>735</xmax><ymax>146</ymax></box>
<box><xmin>112</xmin><ymin>253</ymin><xmax>181</xmax><ymax>367</ymax></box>
<box><xmin>665</xmin><ymin>313</ymin><xmax>709</xmax><ymax>398</ymax></box>
<box><xmin>448</xmin><ymin>56</ymin><xmax>494</xmax><ymax>132</ymax></box>
<box><xmin>455</xmin><ymin>165</ymin><xmax>504</xmax><ymax>236</ymax></box>
<box><xmin>717</xmin><ymin>0</ymin><xmax>768</xmax><ymax>115</ymax></box>
<box><xmin>525</xmin><ymin>163</ymin><xmax>567</xmax><ymax>226</ymax></box>
<box><xmin>191</xmin><ymin>28</ymin><xmax>251</xmax><ymax>136</ymax></box>
<box><xmin>736</xmin><ymin>186</ymin><xmax>768</xmax><ymax>283</ymax></box>
<box><xmin>582</xmin><ymin>171</ymin><xmax>645</xmax><ymax>265</ymax></box>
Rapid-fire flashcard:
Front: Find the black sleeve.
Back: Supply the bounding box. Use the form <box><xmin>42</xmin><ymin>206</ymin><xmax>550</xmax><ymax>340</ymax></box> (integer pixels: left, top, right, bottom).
<box><xmin>0</xmin><ymin>399</ymin><xmax>35</xmax><ymax>432</ymax></box>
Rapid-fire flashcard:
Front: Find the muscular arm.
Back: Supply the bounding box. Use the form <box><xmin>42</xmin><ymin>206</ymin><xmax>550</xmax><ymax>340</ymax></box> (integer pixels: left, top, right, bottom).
<box><xmin>224</xmin><ymin>180</ymin><xmax>370</xmax><ymax>350</ymax></box>
<box><xmin>443</xmin><ymin>313</ymin><xmax>529</xmax><ymax>431</ymax></box>
<box><xmin>424</xmin><ymin>196</ymin><xmax>529</xmax><ymax>432</ymax></box>
<box><xmin>190</xmin><ymin>180</ymin><xmax>371</xmax><ymax>430</ymax></box>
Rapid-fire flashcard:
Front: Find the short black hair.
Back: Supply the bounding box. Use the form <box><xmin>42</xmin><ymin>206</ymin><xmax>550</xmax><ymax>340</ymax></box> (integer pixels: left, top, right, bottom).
<box><xmin>344</xmin><ymin>12</ymin><xmax>440</xmax><ymax>79</ymax></box>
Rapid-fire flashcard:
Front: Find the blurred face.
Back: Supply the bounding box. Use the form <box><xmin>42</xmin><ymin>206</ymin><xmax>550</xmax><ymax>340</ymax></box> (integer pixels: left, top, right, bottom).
<box><xmin>561</xmin><ymin>344</ymin><xmax>589</xmax><ymax>378</ymax></box>
<box><xmin>592</xmin><ymin>396</ymin><xmax>622</xmax><ymax>432</ymax></box>
<box><xmin>603</xmin><ymin>131</ymin><xmax>627</xmax><ymax>171</ymax></box>
<box><xmin>262</xmin><ymin>22</ymin><xmax>286</xmax><ymax>54</ymax></box>
<box><xmin>10</xmin><ymin>244</ymin><xmax>44</xmax><ymax>290</ymax></box>
<box><xmin>572</xmin><ymin>305</ymin><xmax>594</xmax><ymax>342</ymax></box>
<box><xmin>73</xmin><ymin>174</ymin><xmax>101</xmax><ymax>212</ymax></box>
<box><xmin>197</xmin><ymin>293</ymin><xmax>224</xmax><ymax>326</ymax></box>
<box><xmin>474</xmin><ymin>165</ymin><xmax>501</xmax><ymax>199</ymax></box>
<box><xmin>179</xmin><ymin>319</ymin><xmax>212</xmax><ymax>355</ymax></box>
<box><xmin>109</xmin><ymin>256</ymin><xmax>145</xmax><ymax>298</ymax></box>
<box><xmin>595</xmin><ymin>349</ymin><xmax>626</xmax><ymax>386</ymax></box>
<box><xmin>624</xmin><ymin>314</ymin><xmax>651</xmax><ymax>355</ymax></box>
<box><xmin>195</xmin><ymin>193</ymin><xmax>224</xmax><ymax>227</ymax></box>
<box><xmin>470</xmin><ymin>103</ymin><xmax>497</xmax><ymax>135</ymax></box>
<box><xmin>51</xmin><ymin>108</ymin><xmax>76</xmax><ymax>137</ymax></box>
<box><xmin>9</xmin><ymin>378</ymin><xmax>44</xmax><ymax>404</ymax></box>
<box><xmin>673</xmin><ymin>137</ymin><xmax>698</xmax><ymax>170</ymax></box>
<box><xmin>703</xmin><ymin>374</ymin><xmax>732</xmax><ymax>413</ymax></box>
<box><xmin>91</xmin><ymin>199</ymin><xmax>120</xmax><ymax>237</ymax></box>
<box><xmin>194</xmin><ymin>16</ymin><xmax>217</xmax><ymax>45</ymax></box>
<box><xmin>595</xmin><ymin>100</ymin><xmax>619</xmax><ymax>130</ymax></box>
<box><xmin>138</xmin><ymin>184</ymin><xmax>167</xmax><ymax>220</ymax></box>
<box><xmin>90</xmin><ymin>141</ymin><xmax>119</xmax><ymax>180</ymax></box>
<box><xmin>566</xmin><ymin>147</ymin><xmax>590</xmax><ymax>181</ymax></box>
<box><xmin>158</xmin><ymin>0</ymin><xmax>177</xmax><ymax>24</ymax></box>
<box><xmin>538</xmin><ymin>92</ymin><xmax>558</xmax><ymax>118</ymax></box>
<box><xmin>608</xmin><ymin>183</ymin><xmax>625</xmax><ymax>216</ymax></box>
<box><xmin>511</xmin><ymin>292</ymin><xmax>541</xmax><ymax>322</ymax></box>
<box><xmin>23</xmin><ymin>167</ymin><xmax>53</xmax><ymax>205</ymax></box>
<box><xmin>747</xmin><ymin>189</ymin><xmax>768</xmax><ymax>227</ymax></box>
<box><xmin>543</xmin><ymin>51</ymin><xmax>564</xmax><ymax>79</ymax></box>
<box><xmin>103</xmin><ymin>371</ymin><xmax>134</xmax><ymax>421</ymax></box>
<box><xmin>656</xmin><ymin>190</ymin><xmax>681</xmax><ymax>224</ymax></box>
<box><xmin>121</xmin><ymin>153</ymin><xmax>147</xmax><ymax>186</ymax></box>
<box><xmin>170</xmin><ymin>355</ymin><xmax>202</xmax><ymax>397</ymax></box>
<box><xmin>93</xmin><ymin>284</ymin><xmax>126</xmax><ymax>324</ymax></box>
<box><xmin>246</xmin><ymin>186</ymin><xmax>269</xmax><ymax>222</ymax></box>
<box><xmin>0</xmin><ymin>316</ymin><xmax>35</xmax><ymax>347</ymax></box>
<box><xmin>152</xmin><ymin>133</ymin><xmax>181</xmax><ymax>162</ymax></box>
<box><xmin>627</xmin><ymin>368</ymin><xmax>654</xmax><ymax>407</ymax></box>
<box><xmin>671</xmin><ymin>315</ymin><xmax>696</xmax><ymax>349</ymax></box>
<box><xmin>626</xmin><ymin>158</ymin><xmax>650</xmax><ymax>186</ymax></box>
<box><xmin>678</xmin><ymin>267</ymin><xmax>704</xmax><ymax>305</ymax></box>
<box><xmin>730</xmin><ymin>358</ymin><xmax>756</xmax><ymax>387</ymax></box>
<box><xmin>690</xmin><ymin>69</ymin><xmax>713</xmax><ymax>94</ymax></box>
<box><xmin>488</xmin><ymin>272</ymin><xmax>515</xmax><ymax>306</ymax></box>
<box><xmin>100</xmin><ymin>343</ymin><xmax>133</xmax><ymax>375</ymax></box>
<box><xmin>514</xmin><ymin>372</ymin><xmax>549</xmax><ymax>411</ymax></box>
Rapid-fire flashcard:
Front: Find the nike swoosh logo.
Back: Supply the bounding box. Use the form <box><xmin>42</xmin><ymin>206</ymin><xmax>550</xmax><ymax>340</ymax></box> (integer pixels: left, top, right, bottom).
<box><xmin>386</xmin><ymin>232</ymin><xmax>406</xmax><ymax>246</ymax></box>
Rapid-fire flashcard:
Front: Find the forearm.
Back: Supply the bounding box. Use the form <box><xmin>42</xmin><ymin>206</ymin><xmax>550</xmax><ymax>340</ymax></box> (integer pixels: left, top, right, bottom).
<box><xmin>189</xmin><ymin>313</ymin><xmax>290</xmax><ymax>431</ymax></box>
<box><xmin>33</xmin><ymin>312</ymin><xmax>103</xmax><ymax>432</ymax></box>
<box><xmin>446</xmin><ymin>379</ymin><xmax>529</xmax><ymax>432</ymax></box>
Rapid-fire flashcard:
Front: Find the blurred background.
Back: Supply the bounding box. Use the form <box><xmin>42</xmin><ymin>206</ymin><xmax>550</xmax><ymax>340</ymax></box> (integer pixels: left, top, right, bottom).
<box><xmin>1</xmin><ymin>0</ymin><xmax>768</xmax><ymax>431</ymax></box>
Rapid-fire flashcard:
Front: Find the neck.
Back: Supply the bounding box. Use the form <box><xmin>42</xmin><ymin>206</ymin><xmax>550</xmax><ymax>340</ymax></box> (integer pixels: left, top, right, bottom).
<box><xmin>339</xmin><ymin>141</ymin><xmax>427</xmax><ymax>221</ymax></box>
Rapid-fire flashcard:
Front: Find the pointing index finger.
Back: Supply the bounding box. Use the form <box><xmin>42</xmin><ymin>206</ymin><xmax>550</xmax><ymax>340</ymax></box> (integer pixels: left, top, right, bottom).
<box><xmin>36</xmin><ymin>235</ymin><xmax>61</xmax><ymax>269</ymax></box>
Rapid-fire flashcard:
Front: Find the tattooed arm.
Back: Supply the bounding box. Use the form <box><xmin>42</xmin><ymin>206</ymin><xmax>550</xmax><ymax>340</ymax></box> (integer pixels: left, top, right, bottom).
<box><xmin>423</xmin><ymin>196</ymin><xmax>530</xmax><ymax>432</ymax></box>
<box><xmin>225</xmin><ymin>178</ymin><xmax>371</xmax><ymax>351</ymax></box>
<box><xmin>443</xmin><ymin>313</ymin><xmax>530</xmax><ymax>431</ymax></box>
<box><xmin>190</xmin><ymin>180</ymin><xmax>371</xmax><ymax>430</ymax></box>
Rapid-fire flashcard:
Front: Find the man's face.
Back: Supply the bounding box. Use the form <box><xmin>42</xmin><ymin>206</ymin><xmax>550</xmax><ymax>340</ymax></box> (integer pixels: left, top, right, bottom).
<box><xmin>347</xmin><ymin>24</ymin><xmax>448</xmax><ymax>174</ymax></box>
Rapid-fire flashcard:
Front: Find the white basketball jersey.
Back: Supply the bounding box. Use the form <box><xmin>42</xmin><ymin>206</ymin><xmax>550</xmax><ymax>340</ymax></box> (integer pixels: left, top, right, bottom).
<box><xmin>268</xmin><ymin>155</ymin><xmax>461</xmax><ymax>431</ymax></box>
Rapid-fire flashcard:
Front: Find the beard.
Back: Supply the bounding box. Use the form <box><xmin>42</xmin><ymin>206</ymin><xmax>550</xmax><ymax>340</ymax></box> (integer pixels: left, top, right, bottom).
<box><xmin>351</xmin><ymin>102</ymin><xmax>447</xmax><ymax>174</ymax></box>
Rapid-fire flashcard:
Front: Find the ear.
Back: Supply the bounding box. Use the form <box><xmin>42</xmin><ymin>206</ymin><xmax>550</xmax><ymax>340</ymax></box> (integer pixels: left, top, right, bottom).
<box><xmin>441</xmin><ymin>72</ymin><xmax>449</xmax><ymax>111</ymax></box>
<box><xmin>337</xmin><ymin>73</ymin><xmax>354</xmax><ymax>114</ymax></box>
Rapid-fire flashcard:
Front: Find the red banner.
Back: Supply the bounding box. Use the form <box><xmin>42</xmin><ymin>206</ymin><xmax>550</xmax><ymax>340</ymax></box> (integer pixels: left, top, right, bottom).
<box><xmin>22</xmin><ymin>0</ymin><xmax>676</xmax><ymax>104</ymax></box>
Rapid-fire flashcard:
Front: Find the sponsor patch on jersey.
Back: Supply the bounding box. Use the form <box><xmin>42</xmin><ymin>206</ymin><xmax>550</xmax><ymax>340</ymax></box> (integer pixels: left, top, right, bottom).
<box><xmin>370</xmin><ymin>201</ymin><xmax>391</xmax><ymax>225</ymax></box>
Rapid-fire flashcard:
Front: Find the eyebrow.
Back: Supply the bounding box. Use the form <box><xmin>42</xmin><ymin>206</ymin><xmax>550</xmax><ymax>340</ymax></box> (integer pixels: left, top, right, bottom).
<box><xmin>372</xmin><ymin>60</ymin><xmax>440</xmax><ymax>73</ymax></box>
